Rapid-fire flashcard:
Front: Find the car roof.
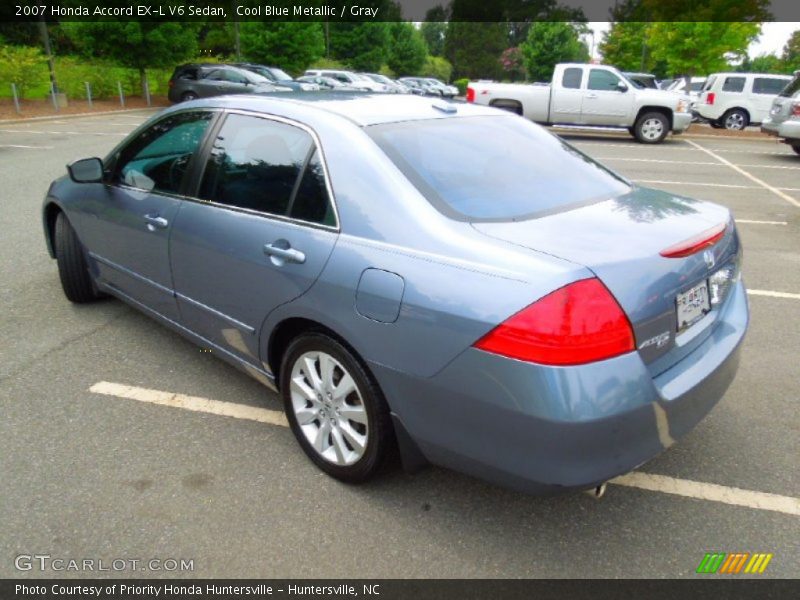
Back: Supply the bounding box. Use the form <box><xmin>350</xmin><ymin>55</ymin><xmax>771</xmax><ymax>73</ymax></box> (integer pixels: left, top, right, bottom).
<box><xmin>177</xmin><ymin>92</ymin><xmax>500</xmax><ymax>126</ymax></box>
<box><xmin>708</xmin><ymin>72</ymin><xmax>791</xmax><ymax>78</ymax></box>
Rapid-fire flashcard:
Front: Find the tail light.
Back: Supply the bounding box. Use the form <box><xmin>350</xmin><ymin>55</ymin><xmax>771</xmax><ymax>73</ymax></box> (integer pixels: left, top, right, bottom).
<box><xmin>473</xmin><ymin>278</ymin><xmax>635</xmax><ymax>366</ymax></box>
<box><xmin>706</xmin><ymin>92</ymin><xmax>715</xmax><ymax>105</ymax></box>
<box><xmin>466</xmin><ymin>86</ymin><xmax>475</xmax><ymax>103</ymax></box>
<box><xmin>659</xmin><ymin>222</ymin><xmax>727</xmax><ymax>258</ymax></box>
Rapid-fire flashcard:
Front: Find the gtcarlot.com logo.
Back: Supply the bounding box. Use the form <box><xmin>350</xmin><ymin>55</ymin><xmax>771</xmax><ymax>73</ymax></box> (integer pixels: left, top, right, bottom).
<box><xmin>15</xmin><ymin>554</ymin><xmax>194</xmax><ymax>572</ymax></box>
<box><xmin>696</xmin><ymin>552</ymin><xmax>773</xmax><ymax>574</ymax></box>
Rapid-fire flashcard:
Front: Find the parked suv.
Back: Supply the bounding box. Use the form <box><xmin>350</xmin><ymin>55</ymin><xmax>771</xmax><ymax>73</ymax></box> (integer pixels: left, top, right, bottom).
<box><xmin>761</xmin><ymin>71</ymin><xmax>800</xmax><ymax>155</ymax></box>
<box><xmin>168</xmin><ymin>64</ymin><xmax>291</xmax><ymax>103</ymax></box>
<box><xmin>696</xmin><ymin>72</ymin><xmax>792</xmax><ymax>130</ymax></box>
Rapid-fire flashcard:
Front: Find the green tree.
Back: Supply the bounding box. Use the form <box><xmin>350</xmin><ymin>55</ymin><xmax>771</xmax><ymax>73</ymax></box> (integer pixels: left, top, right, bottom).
<box><xmin>387</xmin><ymin>22</ymin><xmax>428</xmax><ymax>76</ymax></box>
<box><xmin>0</xmin><ymin>45</ymin><xmax>46</xmax><ymax>98</ymax></box>
<box><xmin>240</xmin><ymin>23</ymin><xmax>325</xmax><ymax>75</ymax></box>
<box><xmin>739</xmin><ymin>53</ymin><xmax>785</xmax><ymax>74</ymax></box>
<box><xmin>421</xmin><ymin>6</ymin><xmax>448</xmax><ymax>56</ymax></box>
<box><xmin>600</xmin><ymin>22</ymin><xmax>652</xmax><ymax>72</ymax></box>
<box><xmin>520</xmin><ymin>22</ymin><xmax>589</xmax><ymax>82</ymax></box>
<box><xmin>61</xmin><ymin>22</ymin><xmax>199</xmax><ymax>93</ymax></box>
<box><xmin>444</xmin><ymin>21</ymin><xmax>507</xmax><ymax>79</ymax></box>
<box><xmin>329</xmin><ymin>23</ymin><xmax>392</xmax><ymax>72</ymax></box>
<box><xmin>648</xmin><ymin>22</ymin><xmax>761</xmax><ymax>77</ymax></box>
<box><xmin>782</xmin><ymin>30</ymin><xmax>800</xmax><ymax>71</ymax></box>
<box><xmin>419</xmin><ymin>55</ymin><xmax>453</xmax><ymax>82</ymax></box>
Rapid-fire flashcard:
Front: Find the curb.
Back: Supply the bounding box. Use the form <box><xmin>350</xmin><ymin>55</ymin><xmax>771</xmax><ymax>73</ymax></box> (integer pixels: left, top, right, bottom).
<box><xmin>0</xmin><ymin>107</ymin><xmax>161</xmax><ymax>125</ymax></box>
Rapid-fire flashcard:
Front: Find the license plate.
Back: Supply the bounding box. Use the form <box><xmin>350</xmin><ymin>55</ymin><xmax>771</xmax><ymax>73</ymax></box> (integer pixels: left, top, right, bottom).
<box><xmin>676</xmin><ymin>281</ymin><xmax>710</xmax><ymax>331</ymax></box>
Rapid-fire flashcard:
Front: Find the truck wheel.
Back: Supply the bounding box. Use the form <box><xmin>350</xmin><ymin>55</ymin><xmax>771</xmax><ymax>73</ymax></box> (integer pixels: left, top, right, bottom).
<box><xmin>634</xmin><ymin>112</ymin><xmax>669</xmax><ymax>144</ymax></box>
<box><xmin>722</xmin><ymin>109</ymin><xmax>748</xmax><ymax>131</ymax></box>
<box><xmin>792</xmin><ymin>145</ymin><xmax>800</xmax><ymax>156</ymax></box>
<box><xmin>490</xmin><ymin>101</ymin><xmax>523</xmax><ymax>116</ymax></box>
<box><xmin>54</xmin><ymin>212</ymin><xmax>97</xmax><ymax>304</ymax></box>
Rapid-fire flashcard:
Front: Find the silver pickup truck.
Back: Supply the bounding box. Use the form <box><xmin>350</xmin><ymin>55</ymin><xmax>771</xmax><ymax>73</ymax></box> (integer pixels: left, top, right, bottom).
<box><xmin>467</xmin><ymin>63</ymin><xmax>692</xmax><ymax>144</ymax></box>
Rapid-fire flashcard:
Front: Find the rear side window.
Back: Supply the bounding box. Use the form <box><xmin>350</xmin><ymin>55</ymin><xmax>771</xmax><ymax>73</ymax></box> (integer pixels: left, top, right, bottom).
<box><xmin>702</xmin><ymin>76</ymin><xmax>717</xmax><ymax>91</ymax></box>
<box><xmin>780</xmin><ymin>74</ymin><xmax>800</xmax><ymax>98</ymax></box>
<box><xmin>690</xmin><ymin>80</ymin><xmax>705</xmax><ymax>92</ymax></box>
<box><xmin>753</xmin><ymin>77</ymin><xmax>789</xmax><ymax>95</ymax></box>
<box><xmin>722</xmin><ymin>77</ymin><xmax>746</xmax><ymax>93</ymax></box>
<box><xmin>562</xmin><ymin>68</ymin><xmax>582</xmax><ymax>89</ymax></box>
<box><xmin>369</xmin><ymin>116</ymin><xmax>631</xmax><ymax>221</ymax></box>
<box><xmin>588</xmin><ymin>69</ymin><xmax>621</xmax><ymax>91</ymax></box>
<box><xmin>112</xmin><ymin>111</ymin><xmax>213</xmax><ymax>194</ymax></box>
<box><xmin>198</xmin><ymin>114</ymin><xmax>334</xmax><ymax>225</ymax></box>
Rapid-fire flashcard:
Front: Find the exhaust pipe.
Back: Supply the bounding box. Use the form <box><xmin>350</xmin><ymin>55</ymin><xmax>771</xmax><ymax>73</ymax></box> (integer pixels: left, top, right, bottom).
<box><xmin>585</xmin><ymin>483</ymin><xmax>607</xmax><ymax>499</ymax></box>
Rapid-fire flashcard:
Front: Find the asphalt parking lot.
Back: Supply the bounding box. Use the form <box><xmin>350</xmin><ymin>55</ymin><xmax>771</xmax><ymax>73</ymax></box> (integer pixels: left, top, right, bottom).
<box><xmin>1</xmin><ymin>111</ymin><xmax>798</xmax><ymax>579</ymax></box>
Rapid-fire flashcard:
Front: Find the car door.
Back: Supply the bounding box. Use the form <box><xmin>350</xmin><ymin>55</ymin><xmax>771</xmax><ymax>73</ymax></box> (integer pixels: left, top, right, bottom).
<box><xmin>549</xmin><ymin>66</ymin><xmax>585</xmax><ymax>123</ymax></box>
<box><xmin>169</xmin><ymin>112</ymin><xmax>339</xmax><ymax>366</ymax></box>
<box><xmin>581</xmin><ymin>68</ymin><xmax>636</xmax><ymax>126</ymax></box>
<box><xmin>78</xmin><ymin>110</ymin><xmax>216</xmax><ymax>320</ymax></box>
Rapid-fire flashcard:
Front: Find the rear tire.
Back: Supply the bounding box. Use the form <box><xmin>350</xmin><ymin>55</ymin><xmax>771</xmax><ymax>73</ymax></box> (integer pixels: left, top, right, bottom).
<box><xmin>54</xmin><ymin>212</ymin><xmax>96</xmax><ymax>303</ymax></box>
<box><xmin>722</xmin><ymin>108</ymin><xmax>748</xmax><ymax>131</ymax></box>
<box><xmin>491</xmin><ymin>101</ymin><xmax>523</xmax><ymax>116</ymax></box>
<box><xmin>180</xmin><ymin>91</ymin><xmax>198</xmax><ymax>102</ymax></box>
<box><xmin>792</xmin><ymin>144</ymin><xmax>800</xmax><ymax>156</ymax></box>
<box><xmin>633</xmin><ymin>111</ymin><xmax>669</xmax><ymax>144</ymax></box>
<box><xmin>280</xmin><ymin>333</ymin><xmax>394</xmax><ymax>483</ymax></box>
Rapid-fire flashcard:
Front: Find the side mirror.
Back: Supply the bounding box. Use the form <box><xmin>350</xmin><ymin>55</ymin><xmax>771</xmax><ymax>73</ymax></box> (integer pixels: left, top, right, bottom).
<box><xmin>67</xmin><ymin>157</ymin><xmax>104</xmax><ymax>183</ymax></box>
<box><xmin>616</xmin><ymin>82</ymin><xmax>629</xmax><ymax>93</ymax></box>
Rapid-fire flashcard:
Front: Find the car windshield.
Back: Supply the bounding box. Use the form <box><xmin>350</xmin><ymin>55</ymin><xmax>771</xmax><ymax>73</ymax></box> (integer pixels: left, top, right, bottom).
<box><xmin>779</xmin><ymin>74</ymin><xmax>800</xmax><ymax>98</ymax></box>
<box><xmin>241</xmin><ymin>70</ymin><xmax>270</xmax><ymax>84</ymax></box>
<box><xmin>369</xmin><ymin>116</ymin><xmax>631</xmax><ymax>221</ymax></box>
<box><xmin>270</xmin><ymin>68</ymin><xmax>293</xmax><ymax>81</ymax></box>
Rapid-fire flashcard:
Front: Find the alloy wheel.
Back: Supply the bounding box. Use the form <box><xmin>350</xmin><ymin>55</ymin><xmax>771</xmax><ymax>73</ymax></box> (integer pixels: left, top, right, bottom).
<box><xmin>289</xmin><ymin>351</ymin><xmax>369</xmax><ymax>466</ymax></box>
<box><xmin>640</xmin><ymin>118</ymin><xmax>664</xmax><ymax>141</ymax></box>
<box><xmin>724</xmin><ymin>112</ymin><xmax>745</xmax><ymax>130</ymax></box>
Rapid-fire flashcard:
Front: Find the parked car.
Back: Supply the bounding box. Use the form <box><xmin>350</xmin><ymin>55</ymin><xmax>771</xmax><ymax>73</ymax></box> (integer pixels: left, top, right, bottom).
<box><xmin>361</xmin><ymin>73</ymin><xmax>410</xmax><ymax>94</ymax></box>
<box><xmin>624</xmin><ymin>72</ymin><xmax>659</xmax><ymax>90</ymax></box>
<box><xmin>304</xmin><ymin>69</ymin><xmax>385</xmax><ymax>92</ymax></box>
<box><xmin>761</xmin><ymin>71</ymin><xmax>800</xmax><ymax>155</ymax></box>
<box><xmin>297</xmin><ymin>75</ymin><xmax>359</xmax><ymax>91</ymax></box>
<box><xmin>467</xmin><ymin>63</ymin><xmax>692</xmax><ymax>143</ymax></box>
<box><xmin>168</xmin><ymin>64</ymin><xmax>291</xmax><ymax>103</ymax></box>
<box><xmin>666</xmin><ymin>76</ymin><xmax>707</xmax><ymax>99</ymax></box>
<box><xmin>44</xmin><ymin>94</ymin><xmax>747</xmax><ymax>495</ymax></box>
<box><xmin>234</xmin><ymin>63</ymin><xmax>319</xmax><ymax>91</ymax></box>
<box><xmin>696</xmin><ymin>72</ymin><xmax>792</xmax><ymax>130</ymax></box>
<box><xmin>399</xmin><ymin>77</ymin><xmax>455</xmax><ymax>97</ymax></box>
<box><xmin>396</xmin><ymin>78</ymin><xmax>426</xmax><ymax>95</ymax></box>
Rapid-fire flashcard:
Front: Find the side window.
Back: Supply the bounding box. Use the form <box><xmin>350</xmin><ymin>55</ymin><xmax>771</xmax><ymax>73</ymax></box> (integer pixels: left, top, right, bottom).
<box><xmin>204</xmin><ymin>69</ymin><xmax>225</xmax><ymax>81</ymax></box>
<box><xmin>722</xmin><ymin>77</ymin><xmax>745</xmax><ymax>93</ymax></box>
<box><xmin>198</xmin><ymin>114</ymin><xmax>314</xmax><ymax>216</ymax></box>
<box><xmin>752</xmin><ymin>77</ymin><xmax>788</xmax><ymax>95</ymax></box>
<box><xmin>289</xmin><ymin>150</ymin><xmax>335</xmax><ymax>226</ymax></box>
<box><xmin>562</xmin><ymin>68</ymin><xmax>583</xmax><ymax>89</ymax></box>
<box><xmin>588</xmin><ymin>69</ymin><xmax>621</xmax><ymax>91</ymax></box>
<box><xmin>225</xmin><ymin>71</ymin><xmax>248</xmax><ymax>84</ymax></box>
<box><xmin>112</xmin><ymin>111</ymin><xmax>213</xmax><ymax>194</ymax></box>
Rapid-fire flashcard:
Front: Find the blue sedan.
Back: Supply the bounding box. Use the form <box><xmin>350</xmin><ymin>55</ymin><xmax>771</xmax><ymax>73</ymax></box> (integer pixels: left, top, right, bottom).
<box><xmin>42</xmin><ymin>93</ymin><xmax>748</xmax><ymax>494</ymax></box>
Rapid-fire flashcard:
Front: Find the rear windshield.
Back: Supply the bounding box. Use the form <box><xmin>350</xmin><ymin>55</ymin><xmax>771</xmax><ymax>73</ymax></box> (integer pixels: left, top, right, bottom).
<box><xmin>780</xmin><ymin>74</ymin><xmax>800</xmax><ymax>98</ymax></box>
<box><xmin>368</xmin><ymin>116</ymin><xmax>631</xmax><ymax>221</ymax></box>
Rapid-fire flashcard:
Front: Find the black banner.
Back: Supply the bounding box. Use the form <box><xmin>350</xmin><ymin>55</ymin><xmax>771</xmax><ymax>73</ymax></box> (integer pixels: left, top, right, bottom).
<box><xmin>2</xmin><ymin>579</ymin><xmax>799</xmax><ymax>600</ymax></box>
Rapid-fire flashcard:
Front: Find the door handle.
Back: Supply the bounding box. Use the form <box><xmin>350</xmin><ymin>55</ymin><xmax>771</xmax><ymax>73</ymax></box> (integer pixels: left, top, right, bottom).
<box><xmin>143</xmin><ymin>214</ymin><xmax>169</xmax><ymax>231</ymax></box>
<box><xmin>263</xmin><ymin>243</ymin><xmax>306</xmax><ymax>265</ymax></box>
<box><xmin>586</xmin><ymin>93</ymin><xmax>598</xmax><ymax>99</ymax></box>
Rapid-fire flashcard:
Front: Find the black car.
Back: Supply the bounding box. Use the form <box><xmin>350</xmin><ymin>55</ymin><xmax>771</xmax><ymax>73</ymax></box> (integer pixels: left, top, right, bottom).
<box><xmin>167</xmin><ymin>64</ymin><xmax>291</xmax><ymax>103</ymax></box>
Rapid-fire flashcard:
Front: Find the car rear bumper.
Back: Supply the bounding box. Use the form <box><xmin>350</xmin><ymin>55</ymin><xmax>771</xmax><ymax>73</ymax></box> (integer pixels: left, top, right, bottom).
<box><xmin>673</xmin><ymin>111</ymin><xmax>693</xmax><ymax>133</ymax></box>
<box><xmin>373</xmin><ymin>279</ymin><xmax>748</xmax><ymax>495</ymax></box>
<box><xmin>761</xmin><ymin>117</ymin><xmax>800</xmax><ymax>143</ymax></box>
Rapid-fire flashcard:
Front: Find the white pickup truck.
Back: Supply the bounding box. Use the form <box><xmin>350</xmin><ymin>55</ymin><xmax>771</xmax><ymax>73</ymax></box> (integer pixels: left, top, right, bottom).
<box><xmin>467</xmin><ymin>63</ymin><xmax>692</xmax><ymax>144</ymax></box>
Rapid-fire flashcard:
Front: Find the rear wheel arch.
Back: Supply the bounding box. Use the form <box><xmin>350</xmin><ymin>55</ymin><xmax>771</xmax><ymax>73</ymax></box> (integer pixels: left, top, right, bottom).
<box><xmin>489</xmin><ymin>99</ymin><xmax>523</xmax><ymax>116</ymax></box>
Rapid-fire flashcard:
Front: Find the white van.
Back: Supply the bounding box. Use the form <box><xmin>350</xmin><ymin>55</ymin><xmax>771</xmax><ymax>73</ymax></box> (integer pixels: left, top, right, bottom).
<box><xmin>697</xmin><ymin>72</ymin><xmax>792</xmax><ymax>130</ymax></box>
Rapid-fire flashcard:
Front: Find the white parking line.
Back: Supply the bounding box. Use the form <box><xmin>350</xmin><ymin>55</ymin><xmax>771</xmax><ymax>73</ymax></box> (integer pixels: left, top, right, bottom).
<box><xmin>635</xmin><ymin>179</ymin><xmax>759</xmax><ymax>190</ymax></box>
<box><xmin>599</xmin><ymin>156</ymin><xmax>800</xmax><ymax>171</ymax></box>
<box><xmin>89</xmin><ymin>381</ymin><xmax>288</xmax><ymax>427</ymax></box>
<box><xmin>747</xmin><ymin>289</ymin><xmax>800</xmax><ymax>300</ymax></box>
<box><xmin>611</xmin><ymin>472</ymin><xmax>800</xmax><ymax>516</ymax></box>
<box><xmin>0</xmin><ymin>144</ymin><xmax>54</xmax><ymax>149</ymax></box>
<box><xmin>89</xmin><ymin>381</ymin><xmax>800</xmax><ymax>516</ymax></box>
<box><xmin>687</xmin><ymin>140</ymin><xmax>800</xmax><ymax>208</ymax></box>
<box><xmin>736</xmin><ymin>219</ymin><xmax>789</xmax><ymax>225</ymax></box>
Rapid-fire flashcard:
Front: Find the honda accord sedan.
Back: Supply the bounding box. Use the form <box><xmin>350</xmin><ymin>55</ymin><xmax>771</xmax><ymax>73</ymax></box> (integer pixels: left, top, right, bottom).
<box><xmin>42</xmin><ymin>93</ymin><xmax>748</xmax><ymax>494</ymax></box>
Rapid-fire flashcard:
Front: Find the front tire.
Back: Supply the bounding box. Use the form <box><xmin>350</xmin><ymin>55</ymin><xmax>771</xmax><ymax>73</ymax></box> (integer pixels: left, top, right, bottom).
<box><xmin>54</xmin><ymin>212</ymin><xmax>96</xmax><ymax>303</ymax></box>
<box><xmin>722</xmin><ymin>108</ymin><xmax>748</xmax><ymax>131</ymax></box>
<box><xmin>633</xmin><ymin>111</ymin><xmax>669</xmax><ymax>144</ymax></box>
<box><xmin>280</xmin><ymin>333</ymin><xmax>393</xmax><ymax>483</ymax></box>
<box><xmin>791</xmin><ymin>144</ymin><xmax>800</xmax><ymax>156</ymax></box>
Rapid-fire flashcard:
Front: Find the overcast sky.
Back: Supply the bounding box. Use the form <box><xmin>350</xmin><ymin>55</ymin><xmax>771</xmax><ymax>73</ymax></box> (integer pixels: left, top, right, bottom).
<box><xmin>586</xmin><ymin>22</ymin><xmax>799</xmax><ymax>60</ymax></box>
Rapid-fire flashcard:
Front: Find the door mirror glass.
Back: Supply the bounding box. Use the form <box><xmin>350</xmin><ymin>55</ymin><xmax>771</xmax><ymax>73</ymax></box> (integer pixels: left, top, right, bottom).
<box><xmin>67</xmin><ymin>157</ymin><xmax>104</xmax><ymax>183</ymax></box>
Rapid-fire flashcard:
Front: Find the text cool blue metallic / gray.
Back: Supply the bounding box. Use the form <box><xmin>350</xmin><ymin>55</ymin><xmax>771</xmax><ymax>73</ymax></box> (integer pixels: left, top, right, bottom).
<box><xmin>42</xmin><ymin>93</ymin><xmax>748</xmax><ymax>494</ymax></box>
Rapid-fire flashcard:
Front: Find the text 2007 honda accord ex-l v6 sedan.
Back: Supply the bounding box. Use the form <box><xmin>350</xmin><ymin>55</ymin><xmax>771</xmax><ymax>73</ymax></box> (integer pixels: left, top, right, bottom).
<box><xmin>42</xmin><ymin>93</ymin><xmax>748</xmax><ymax>494</ymax></box>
